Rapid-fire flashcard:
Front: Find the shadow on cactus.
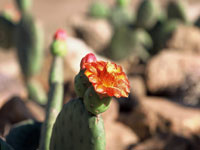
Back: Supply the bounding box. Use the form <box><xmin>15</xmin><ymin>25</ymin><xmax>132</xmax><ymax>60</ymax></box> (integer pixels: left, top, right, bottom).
<box><xmin>50</xmin><ymin>53</ymin><xmax>130</xmax><ymax>150</ymax></box>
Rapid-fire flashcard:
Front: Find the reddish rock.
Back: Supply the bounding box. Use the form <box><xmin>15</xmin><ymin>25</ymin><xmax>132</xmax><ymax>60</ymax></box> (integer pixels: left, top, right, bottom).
<box><xmin>167</xmin><ymin>25</ymin><xmax>200</xmax><ymax>54</ymax></box>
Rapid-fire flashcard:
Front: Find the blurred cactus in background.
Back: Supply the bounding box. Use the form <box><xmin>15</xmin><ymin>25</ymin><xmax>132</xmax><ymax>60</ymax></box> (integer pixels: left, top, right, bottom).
<box><xmin>0</xmin><ymin>4</ymin><xmax>20</xmax><ymax>49</ymax></box>
<box><xmin>0</xmin><ymin>0</ymin><xmax>47</xmax><ymax>105</ymax></box>
<box><xmin>167</xmin><ymin>1</ymin><xmax>188</xmax><ymax>23</ymax></box>
<box><xmin>89</xmin><ymin>1</ymin><xmax>109</xmax><ymax>18</ymax></box>
<box><xmin>136</xmin><ymin>0</ymin><xmax>160</xmax><ymax>30</ymax></box>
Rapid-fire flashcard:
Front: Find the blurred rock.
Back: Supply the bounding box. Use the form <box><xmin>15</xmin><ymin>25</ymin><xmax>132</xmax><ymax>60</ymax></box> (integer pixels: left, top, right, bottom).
<box><xmin>129</xmin><ymin>76</ymin><xmax>146</xmax><ymax>97</ymax></box>
<box><xmin>131</xmin><ymin>133</ymin><xmax>200</xmax><ymax>150</ymax></box>
<box><xmin>0</xmin><ymin>74</ymin><xmax>26</xmax><ymax>108</ymax></box>
<box><xmin>0</xmin><ymin>96</ymin><xmax>45</xmax><ymax>136</ymax></box>
<box><xmin>0</xmin><ymin>51</ymin><xmax>26</xmax><ymax>108</ymax></box>
<box><xmin>25</xmin><ymin>101</ymin><xmax>45</xmax><ymax>122</ymax></box>
<box><xmin>119</xmin><ymin>96</ymin><xmax>200</xmax><ymax>141</ymax></box>
<box><xmin>103</xmin><ymin>99</ymin><xmax>138</xmax><ymax>150</ymax></box>
<box><xmin>71</xmin><ymin>16</ymin><xmax>112</xmax><ymax>53</ymax></box>
<box><xmin>167</xmin><ymin>25</ymin><xmax>200</xmax><ymax>54</ymax></box>
<box><xmin>146</xmin><ymin>50</ymin><xmax>200</xmax><ymax>97</ymax></box>
<box><xmin>0</xmin><ymin>97</ymin><xmax>34</xmax><ymax>136</ymax></box>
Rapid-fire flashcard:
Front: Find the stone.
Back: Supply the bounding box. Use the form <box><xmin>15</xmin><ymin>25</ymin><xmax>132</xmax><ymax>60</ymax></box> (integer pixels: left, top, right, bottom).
<box><xmin>119</xmin><ymin>96</ymin><xmax>200</xmax><ymax>140</ymax></box>
<box><xmin>167</xmin><ymin>25</ymin><xmax>200</xmax><ymax>54</ymax></box>
<box><xmin>146</xmin><ymin>50</ymin><xmax>200</xmax><ymax>96</ymax></box>
<box><xmin>70</xmin><ymin>16</ymin><xmax>112</xmax><ymax>53</ymax></box>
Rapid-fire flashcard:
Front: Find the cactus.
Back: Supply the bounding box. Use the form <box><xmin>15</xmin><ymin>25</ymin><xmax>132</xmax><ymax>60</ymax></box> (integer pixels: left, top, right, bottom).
<box><xmin>109</xmin><ymin>6</ymin><xmax>133</xmax><ymax>28</ymax></box>
<box><xmin>194</xmin><ymin>16</ymin><xmax>200</xmax><ymax>28</ymax></box>
<box><xmin>136</xmin><ymin>0</ymin><xmax>160</xmax><ymax>29</ymax></box>
<box><xmin>0</xmin><ymin>5</ymin><xmax>19</xmax><ymax>49</ymax></box>
<box><xmin>39</xmin><ymin>29</ymin><xmax>67</xmax><ymax>150</ymax></box>
<box><xmin>167</xmin><ymin>1</ymin><xmax>188</xmax><ymax>23</ymax></box>
<box><xmin>89</xmin><ymin>1</ymin><xmax>109</xmax><ymax>18</ymax></box>
<box><xmin>0</xmin><ymin>138</ymin><xmax>14</xmax><ymax>150</ymax></box>
<box><xmin>50</xmin><ymin>98</ymin><xmax>106</xmax><ymax>150</ymax></box>
<box><xmin>27</xmin><ymin>80</ymin><xmax>48</xmax><ymax>105</ymax></box>
<box><xmin>6</xmin><ymin>120</ymin><xmax>41</xmax><ymax>150</ymax></box>
<box><xmin>116</xmin><ymin>0</ymin><xmax>131</xmax><ymax>8</ymax></box>
<box><xmin>15</xmin><ymin>13</ymin><xmax>44</xmax><ymax>79</ymax></box>
<box><xmin>50</xmin><ymin>53</ymin><xmax>130</xmax><ymax>150</ymax></box>
<box><xmin>150</xmin><ymin>19</ymin><xmax>179</xmax><ymax>54</ymax></box>
<box><xmin>106</xmin><ymin>26</ymin><xmax>151</xmax><ymax>61</ymax></box>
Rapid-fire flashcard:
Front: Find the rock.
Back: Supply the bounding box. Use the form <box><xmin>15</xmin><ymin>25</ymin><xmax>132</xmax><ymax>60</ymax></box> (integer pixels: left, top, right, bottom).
<box><xmin>71</xmin><ymin>16</ymin><xmax>112</xmax><ymax>53</ymax></box>
<box><xmin>0</xmin><ymin>51</ymin><xmax>26</xmax><ymax>108</ymax></box>
<box><xmin>131</xmin><ymin>133</ymin><xmax>200</xmax><ymax>150</ymax></box>
<box><xmin>129</xmin><ymin>76</ymin><xmax>146</xmax><ymax>97</ymax></box>
<box><xmin>119</xmin><ymin>96</ymin><xmax>200</xmax><ymax>141</ymax></box>
<box><xmin>0</xmin><ymin>74</ymin><xmax>26</xmax><ymax>108</ymax></box>
<box><xmin>0</xmin><ymin>97</ymin><xmax>34</xmax><ymax>136</ymax></box>
<box><xmin>146</xmin><ymin>50</ymin><xmax>200</xmax><ymax>97</ymax></box>
<box><xmin>103</xmin><ymin>100</ymin><xmax>138</xmax><ymax>150</ymax></box>
<box><xmin>25</xmin><ymin>100</ymin><xmax>45</xmax><ymax>122</ymax></box>
<box><xmin>167</xmin><ymin>25</ymin><xmax>200</xmax><ymax>54</ymax></box>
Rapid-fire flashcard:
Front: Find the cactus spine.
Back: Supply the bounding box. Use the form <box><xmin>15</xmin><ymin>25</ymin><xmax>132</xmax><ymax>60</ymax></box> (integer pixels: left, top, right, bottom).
<box><xmin>39</xmin><ymin>29</ymin><xmax>67</xmax><ymax>150</ymax></box>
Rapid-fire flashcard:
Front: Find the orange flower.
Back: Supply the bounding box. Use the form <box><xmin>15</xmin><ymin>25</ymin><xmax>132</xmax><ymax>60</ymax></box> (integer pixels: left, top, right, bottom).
<box><xmin>84</xmin><ymin>61</ymin><xmax>130</xmax><ymax>98</ymax></box>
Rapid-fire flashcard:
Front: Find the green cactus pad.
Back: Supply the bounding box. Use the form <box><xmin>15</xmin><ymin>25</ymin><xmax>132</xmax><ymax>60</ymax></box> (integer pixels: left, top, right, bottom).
<box><xmin>194</xmin><ymin>16</ymin><xmax>200</xmax><ymax>28</ymax></box>
<box><xmin>136</xmin><ymin>0</ymin><xmax>159</xmax><ymax>29</ymax></box>
<box><xmin>50</xmin><ymin>98</ymin><xmax>106</xmax><ymax>150</ymax></box>
<box><xmin>116</xmin><ymin>0</ymin><xmax>130</xmax><ymax>7</ymax></box>
<box><xmin>151</xmin><ymin>19</ymin><xmax>179</xmax><ymax>54</ymax></box>
<box><xmin>16</xmin><ymin>14</ymin><xmax>44</xmax><ymax>79</ymax></box>
<box><xmin>107</xmin><ymin>27</ymin><xmax>137</xmax><ymax>60</ymax></box>
<box><xmin>74</xmin><ymin>70</ymin><xmax>91</xmax><ymax>98</ymax></box>
<box><xmin>109</xmin><ymin>7</ymin><xmax>133</xmax><ymax>28</ymax></box>
<box><xmin>84</xmin><ymin>87</ymin><xmax>111</xmax><ymax>115</ymax></box>
<box><xmin>0</xmin><ymin>15</ymin><xmax>16</xmax><ymax>49</ymax></box>
<box><xmin>6</xmin><ymin>120</ymin><xmax>42</xmax><ymax>150</ymax></box>
<box><xmin>167</xmin><ymin>1</ymin><xmax>187</xmax><ymax>23</ymax></box>
<box><xmin>49</xmin><ymin>56</ymin><xmax>64</xmax><ymax>84</ymax></box>
<box><xmin>89</xmin><ymin>1</ymin><xmax>109</xmax><ymax>18</ymax></box>
<box><xmin>16</xmin><ymin>0</ymin><xmax>32</xmax><ymax>13</ymax></box>
<box><xmin>51</xmin><ymin>40</ymin><xmax>67</xmax><ymax>57</ymax></box>
<box><xmin>0</xmin><ymin>138</ymin><xmax>14</xmax><ymax>150</ymax></box>
<box><xmin>27</xmin><ymin>80</ymin><xmax>47</xmax><ymax>105</ymax></box>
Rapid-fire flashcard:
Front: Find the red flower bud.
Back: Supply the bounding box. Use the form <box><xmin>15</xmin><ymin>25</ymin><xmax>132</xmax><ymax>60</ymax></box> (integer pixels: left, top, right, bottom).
<box><xmin>54</xmin><ymin>29</ymin><xmax>67</xmax><ymax>41</ymax></box>
<box><xmin>80</xmin><ymin>53</ymin><xmax>97</xmax><ymax>69</ymax></box>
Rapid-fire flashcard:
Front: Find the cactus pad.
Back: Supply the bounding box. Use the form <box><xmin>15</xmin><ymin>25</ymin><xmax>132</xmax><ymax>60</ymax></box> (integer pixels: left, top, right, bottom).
<box><xmin>50</xmin><ymin>98</ymin><xmax>106</xmax><ymax>150</ymax></box>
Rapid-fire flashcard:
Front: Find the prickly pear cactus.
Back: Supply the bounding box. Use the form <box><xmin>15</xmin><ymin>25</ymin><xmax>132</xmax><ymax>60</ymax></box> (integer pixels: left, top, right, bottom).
<box><xmin>50</xmin><ymin>98</ymin><xmax>106</xmax><ymax>150</ymax></box>
<box><xmin>167</xmin><ymin>1</ymin><xmax>187</xmax><ymax>23</ymax></box>
<box><xmin>6</xmin><ymin>120</ymin><xmax>41</xmax><ymax>150</ymax></box>
<box><xmin>194</xmin><ymin>16</ymin><xmax>200</xmax><ymax>28</ymax></box>
<box><xmin>89</xmin><ymin>1</ymin><xmax>109</xmax><ymax>18</ymax></box>
<box><xmin>15</xmin><ymin>14</ymin><xmax>44</xmax><ymax>79</ymax></box>
<box><xmin>27</xmin><ymin>80</ymin><xmax>47</xmax><ymax>105</ymax></box>
<box><xmin>136</xmin><ymin>0</ymin><xmax>159</xmax><ymax>29</ymax></box>
<box><xmin>116</xmin><ymin>0</ymin><xmax>130</xmax><ymax>8</ymax></box>
<box><xmin>50</xmin><ymin>53</ymin><xmax>130</xmax><ymax>150</ymax></box>
<box><xmin>151</xmin><ymin>19</ymin><xmax>179</xmax><ymax>54</ymax></box>
<box><xmin>39</xmin><ymin>29</ymin><xmax>67</xmax><ymax>150</ymax></box>
<box><xmin>109</xmin><ymin>6</ymin><xmax>133</xmax><ymax>28</ymax></box>
<box><xmin>0</xmin><ymin>138</ymin><xmax>14</xmax><ymax>150</ymax></box>
<box><xmin>0</xmin><ymin>5</ymin><xmax>19</xmax><ymax>49</ymax></box>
